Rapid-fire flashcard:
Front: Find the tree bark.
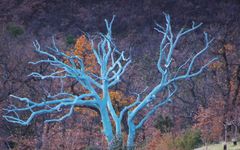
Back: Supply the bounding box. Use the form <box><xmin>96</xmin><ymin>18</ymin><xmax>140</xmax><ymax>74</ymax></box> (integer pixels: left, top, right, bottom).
<box><xmin>127</xmin><ymin>121</ymin><xmax>136</xmax><ymax>150</ymax></box>
<box><xmin>100</xmin><ymin>106</ymin><xmax>114</xmax><ymax>146</ymax></box>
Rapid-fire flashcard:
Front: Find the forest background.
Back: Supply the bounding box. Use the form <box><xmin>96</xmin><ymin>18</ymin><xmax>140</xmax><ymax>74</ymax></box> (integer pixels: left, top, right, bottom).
<box><xmin>0</xmin><ymin>0</ymin><xmax>240</xmax><ymax>149</ymax></box>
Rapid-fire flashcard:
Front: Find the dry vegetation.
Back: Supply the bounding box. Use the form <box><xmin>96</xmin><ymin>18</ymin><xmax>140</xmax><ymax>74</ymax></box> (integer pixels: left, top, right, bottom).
<box><xmin>1</xmin><ymin>0</ymin><xmax>240</xmax><ymax>149</ymax></box>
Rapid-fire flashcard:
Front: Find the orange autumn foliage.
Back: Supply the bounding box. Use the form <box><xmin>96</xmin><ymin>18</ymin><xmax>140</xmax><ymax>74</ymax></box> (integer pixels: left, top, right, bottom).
<box><xmin>66</xmin><ymin>35</ymin><xmax>133</xmax><ymax>115</ymax></box>
<box><xmin>209</xmin><ymin>61</ymin><xmax>223</xmax><ymax>71</ymax></box>
<box><xmin>217</xmin><ymin>43</ymin><xmax>236</xmax><ymax>54</ymax></box>
<box><xmin>193</xmin><ymin>100</ymin><xmax>225</xmax><ymax>143</ymax></box>
<box><xmin>210</xmin><ymin>43</ymin><xmax>236</xmax><ymax>71</ymax></box>
<box><xmin>73</xmin><ymin>35</ymin><xmax>98</xmax><ymax>73</ymax></box>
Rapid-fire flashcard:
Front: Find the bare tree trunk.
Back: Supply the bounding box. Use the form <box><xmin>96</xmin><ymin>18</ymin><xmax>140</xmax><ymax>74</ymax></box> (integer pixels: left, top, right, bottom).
<box><xmin>223</xmin><ymin>142</ymin><xmax>227</xmax><ymax>150</ymax></box>
<box><xmin>224</xmin><ymin>125</ymin><xmax>228</xmax><ymax>150</ymax></box>
<box><xmin>204</xmin><ymin>141</ymin><xmax>208</xmax><ymax>150</ymax></box>
<box><xmin>35</xmin><ymin>121</ymin><xmax>44</xmax><ymax>150</ymax></box>
<box><xmin>41</xmin><ymin>123</ymin><xmax>49</xmax><ymax>150</ymax></box>
<box><xmin>233</xmin><ymin>124</ymin><xmax>237</xmax><ymax>145</ymax></box>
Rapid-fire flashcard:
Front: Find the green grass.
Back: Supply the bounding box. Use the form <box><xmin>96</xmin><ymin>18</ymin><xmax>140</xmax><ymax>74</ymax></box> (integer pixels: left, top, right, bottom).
<box><xmin>195</xmin><ymin>142</ymin><xmax>240</xmax><ymax>150</ymax></box>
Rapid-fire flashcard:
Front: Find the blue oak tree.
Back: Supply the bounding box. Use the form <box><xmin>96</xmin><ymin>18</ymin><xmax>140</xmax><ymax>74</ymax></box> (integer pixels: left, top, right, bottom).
<box><xmin>3</xmin><ymin>14</ymin><xmax>217</xmax><ymax>149</ymax></box>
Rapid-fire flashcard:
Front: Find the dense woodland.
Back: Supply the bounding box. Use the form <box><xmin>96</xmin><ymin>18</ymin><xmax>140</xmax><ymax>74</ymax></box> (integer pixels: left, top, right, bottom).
<box><xmin>0</xmin><ymin>0</ymin><xmax>240</xmax><ymax>149</ymax></box>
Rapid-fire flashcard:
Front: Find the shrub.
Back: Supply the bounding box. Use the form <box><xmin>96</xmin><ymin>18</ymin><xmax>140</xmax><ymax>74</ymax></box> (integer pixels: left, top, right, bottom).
<box><xmin>84</xmin><ymin>146</ymin><xmax>101</xmax><ymax>150</ymax></box>
<box><xmin>145</xmin><ymin>132</ymin><xmax>177</xmax><ymax>150</ymax></box>
<box><xmin>66</xmin><ymin>34</ymin><xmax>75</xmax><ymax>45</ymax></box>
<box><xmin>175</xmin><ymin>129</ymin><xmax>202</xmax><ymax>150</ymax></box>
<box><xmin>6</xmin><ymin>24</ymin><xmax>24</xmax><ymax>37</ymax></box>
<box><xmin>154</xmin><ymin>115</ymin><xmax>174</xmax><ymax>133</ymax></box>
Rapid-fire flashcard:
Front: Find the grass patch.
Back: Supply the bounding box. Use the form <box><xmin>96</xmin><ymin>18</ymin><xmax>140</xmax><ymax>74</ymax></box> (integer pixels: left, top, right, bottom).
<box><xmin>195</xmin><ymin>142</ymin><xmax>240</xmax><ymax>150</ymax></box>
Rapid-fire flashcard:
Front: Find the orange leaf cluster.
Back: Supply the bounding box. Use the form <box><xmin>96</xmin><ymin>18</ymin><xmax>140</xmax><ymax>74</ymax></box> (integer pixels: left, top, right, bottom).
<box><xmin>73</xmin><ymin>35</ymin><xmax>98</xmax><ymax>73</ymax></box>
<box><xmin>209</xmin><ymin>61</ymin><xmax>223</xmax><ymax>71</ymax></box>
<box><xmin>108</xmin><ymin>90</ymin><xmax>135</xmax><ymax>115</ymax></box>
<box><xmin>193</xmin><ymin>100</ymin><xmax>225</xmax><ymax>142</ymax></box>
<box><xmin>65</xmin><ymin>35</ymin><xmax>133</xmax><ymax>116</ymax></box>
<box><xmin>218</xmin><ymin>43</ymin><xmax>236</xmax><ymax>54</ymax></box>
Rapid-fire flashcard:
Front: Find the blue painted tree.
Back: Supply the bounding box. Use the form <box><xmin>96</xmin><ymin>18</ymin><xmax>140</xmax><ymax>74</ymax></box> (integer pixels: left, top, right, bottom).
<box><xmin>3</xmin><ymin>14</ymin><xmax>217</xmax><ymax>149</ymax></box>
